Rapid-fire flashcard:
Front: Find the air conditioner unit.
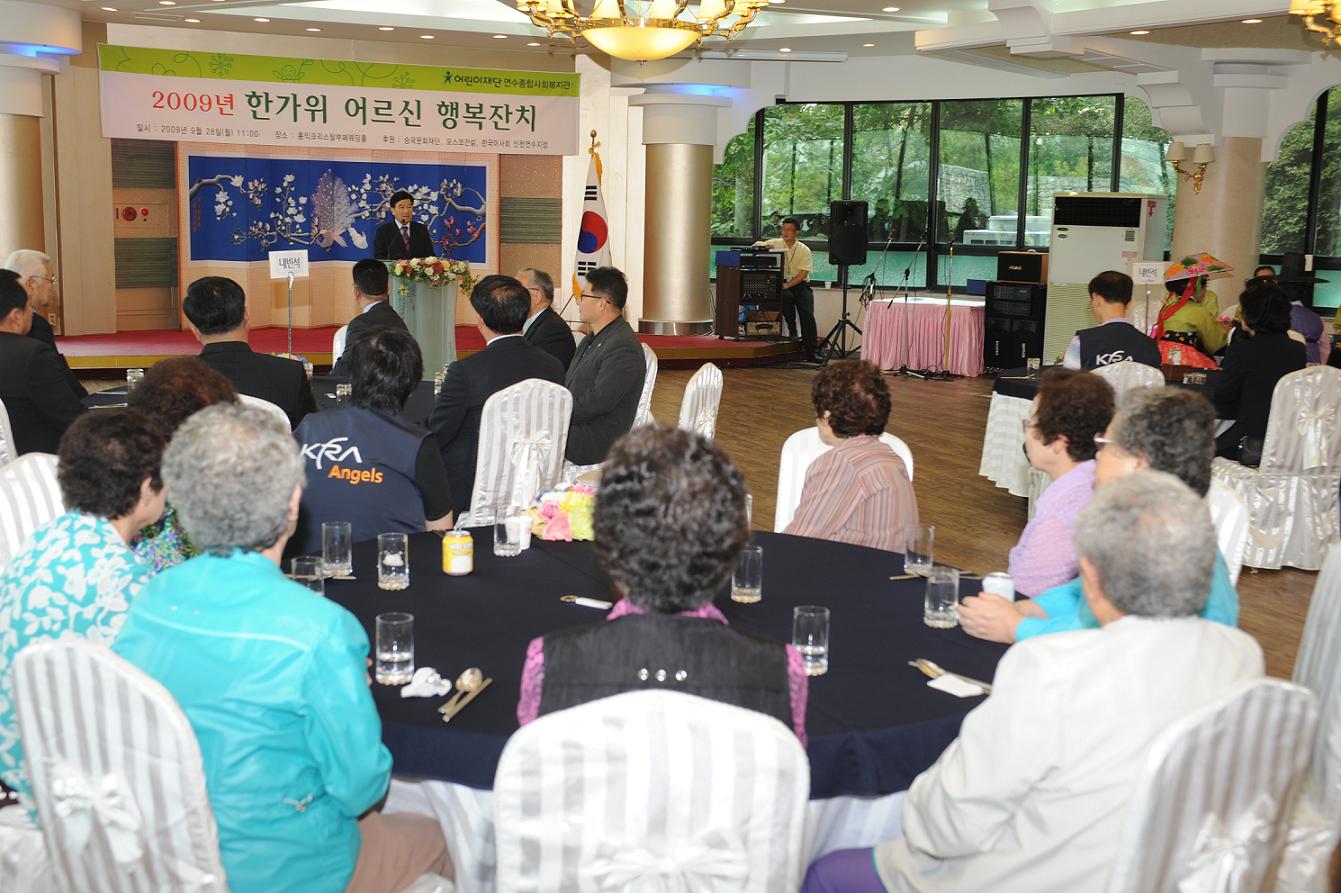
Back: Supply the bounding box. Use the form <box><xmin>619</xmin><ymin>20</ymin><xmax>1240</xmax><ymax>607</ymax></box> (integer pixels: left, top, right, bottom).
<box><xmin>1044</xmin><ymin>193</ymin><xmax>1167</xmax><ymax>361</ymax></box>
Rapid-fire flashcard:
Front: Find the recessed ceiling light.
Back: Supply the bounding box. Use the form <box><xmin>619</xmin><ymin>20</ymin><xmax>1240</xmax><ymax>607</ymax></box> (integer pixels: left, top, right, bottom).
<box><xmin>100</xmin><ymin>5</ymin><xmax>117</xmax><ymax>10</ymax></box>
<box><xmin>306</xmin><ymin>27</ymin><xmax>321</xmax><ymax>31</ymax></box>
<box><xmin>492</xmin><ymin>34</ymin><xmax>507</xmax><ymax>39</ymax></box>
<box><xmin>779</xmin><ymin>47</ymin><xmax>792</xmax><ymax>52</ymax></box>
<box><xmin>527</xmin><ymin>41</ymin><xmax>542</xmax><ymax>46</ymax></box>
<box><xmin>420</xmin><ymin>34</ymin><xmax>435</xmax><ymax>39</ymax></box>
<box><xmin>158</xmin><ymin>1</ymin><xmax>175</xmax><ymax>5</ymax></box>
<box><xmin>185</xmin><ymin>17</ymin><xmax>200</xmax><ymax>22</ymax></box>
<box><xmin>1242</xmin><ymin>18</ymin><xmax>1263</xmax><ymax>23</ymax></box>
<box><xmin>863</xmin><ymin>42</ymin><xmax>875</xmax><ymax>47</ymax></box>
<box><xmin>378</xmin><ymin>26</ymin><xmax>395</xmax><ymax>31</ymax></box>
<box><xmin>253</xmin><ymin>17</ymin><xmax>269</xmax><ymax>22</ymax></box>
<box><xmin>1129</xmin><ymin>29</ymin><xmax>1150</xmax><ymax>35</ymax></box>
<box><xmin>881</xmin><ymin>5</ymin><xmax>899</xmax><ymax>11</ymax></box>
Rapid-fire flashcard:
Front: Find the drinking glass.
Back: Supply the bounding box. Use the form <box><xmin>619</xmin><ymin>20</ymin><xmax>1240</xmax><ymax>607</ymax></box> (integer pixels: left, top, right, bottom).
<box><xmin>905</xmin><ymin>524</ymin><xmax>935</xmax><ymax>576</ymax></box>
<box><xmin>793</xmin><ymin>605</ymin><xmax>830</xmax><ymax>676</ymax></box>
<box><xmin>374</xmin><ymin>612</ymin><xmax>414</xmax><ymax>685</ymax></box>
<box><xmin>493</xmin><ymin>506</ymin><xmax>527</xmax><ymax>557</ymax></box>
<box><xmin>377</xmin><ymin>533</ymin><xmax>410</xmax><ymax>590</ymax></box>
<box><xmin>731</xmin><ymin>544</ymin><xmax>763</xmax><ymax>603</ymax></box>
<box><xmin>433</xmin><ymin>370</ymin><xmax>446</xmax><ymax>396</ymax></box>
<box><xmin>923</xmin><ymin>566</ymin><xmax>960</xmax><ymax>629</ymax></box>
<box><xmin>335</xmin><ymin>382</ymin><xmax>352</xmax><ymax>404</ymax></box>
<box><xmin>303</xmin><ymin>360</ymin><xmax>314</xmax><ymax>381</ymax></box>
<box><xmin>126</xmin><ymin>368</ymin><xmax>145</xmax><ymax>393</ymax></box>
<box><xmin>322</xmin><ymin>521</ymin><xmax>353</xmax><ymax>577</ymax></box>
<box><xmin>1025</xmin><ymin>357</ymin><xmax>1041</xmax><ymax>376</ymax></box>
<box><xmin>289</xmin><ymin>556</ymin><xmax>325</xmax><ymax>596</ymax></box>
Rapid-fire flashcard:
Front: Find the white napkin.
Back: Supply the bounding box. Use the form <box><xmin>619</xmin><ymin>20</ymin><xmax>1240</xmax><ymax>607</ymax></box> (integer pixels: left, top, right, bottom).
<box><xmin>928</xmin><ymin>674</ymin><xmax>987</xmax><ymax>698</ymax></box>
<box><xmin>400</xmin><ymin>667</ymin><xmax>454</xmax><ymax>699</ymax></box>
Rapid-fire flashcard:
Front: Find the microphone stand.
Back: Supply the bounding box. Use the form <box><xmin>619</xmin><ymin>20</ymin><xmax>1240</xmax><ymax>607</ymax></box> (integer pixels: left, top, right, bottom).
<box><xmin>896</xmin><ymin>239</ymin><xmax>926</xmax><ymax>379</ymax></box>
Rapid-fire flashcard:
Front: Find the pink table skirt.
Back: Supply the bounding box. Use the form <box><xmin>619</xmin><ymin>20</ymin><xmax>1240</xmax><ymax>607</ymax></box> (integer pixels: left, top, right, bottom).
<box><xmin>862</xmin><ymin>300</ymin><xmax>984</xmax><ymax>378</ymax></box>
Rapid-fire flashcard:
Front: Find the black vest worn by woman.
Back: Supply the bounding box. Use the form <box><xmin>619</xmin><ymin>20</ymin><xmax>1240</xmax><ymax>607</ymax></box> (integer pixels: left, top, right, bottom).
<box><xmin>1076</xmin><ymin>322</ymin><xmax>1162</xmax><ymax>369</ymax></box>
<box><xmin>538</xmin><ymin>611</ymin><xmax>793</xmax><ymax>728</ymax></box>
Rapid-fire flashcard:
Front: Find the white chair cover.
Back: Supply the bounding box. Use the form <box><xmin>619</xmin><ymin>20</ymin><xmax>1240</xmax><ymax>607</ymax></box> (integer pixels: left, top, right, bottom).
<box><xmin>1207</xmin><ymin>481</ymin><xmax>1250</xmax><ymax>586</ymax></box>
<box><xmin>461</xmin><ymin>378</ymin><xmax>572</xmax><ymax>527</ymax></box>
<box><xmin>676</xmin><ymin>363</ymin><xmax>724</xmax><ymax>439</ymax></box>
<box><xmin>1105</xmin><ymin>678</ymin><xmax>1318</xmax><ymax>893</ymax></box>
<box><xmin>0</xmin><ymin>809</ymin><xmax>58</xmax><ymax>893</ymax></box>
<box><xmin>774</xmin><ymin>427</ymin><xmax>914</xmax><ymax>532</ymax></box>
<box><xmin>1092</xmin><ymin>361</ymin><xmax>1166</xmax><ymax>396</ymax></box>
<box><xmin>12</xmin><ymin>639</ymin><xmax>230</xmax><ymax>892</ymax></box>
<box><xmin>633</xmin><ymin>343</ymin><xmax>658</xmax><ymax>428</ymax></box>
<box><xmin>237</xmin><ymin>393</ymin><xmax>291</xmax><ymax>429</ymax></box>
<box><xmin>0</xmin><ymin>453</ymin><xmax>62</xmax><ymax>571</ymax></box>
<box><xmin>1211</xmin><ymin>366</ymin><xmax>1341</xmax><ymax>570</ymax></box>
<box><xmin>0</xmin><ymin>397</ymin><xmax>15</xmax><ymax>467</ymax></box>
<box><xmin>572</xmin><ymin>329</ymin><xmax>586</xmax><ymax>350</ymax></box>
<box><xmin>1276</xmin><ymin>543</ymin><xmax>1341</xmax><ymax>893</ymax></box>
<box><xmin>494</xmin><ymin>690</ymin><xmax>810</xmax><ymax>893</ymax></box>
<box><xmin>332</xmin><ymin>323</ymin><xmax>348</xmax><ymax>360</ymax></box>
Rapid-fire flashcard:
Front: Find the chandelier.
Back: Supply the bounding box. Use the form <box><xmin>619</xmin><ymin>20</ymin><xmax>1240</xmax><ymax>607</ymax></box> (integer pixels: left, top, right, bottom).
<box><xmin>1291</xmin><ymin>0</ymin><xmax>1341</xmax><ymax>46</ymax></box>
<box><xmin>517</xmin><ymin>0</ymin><xmax>771</xmax><ymax>62</ymax></box>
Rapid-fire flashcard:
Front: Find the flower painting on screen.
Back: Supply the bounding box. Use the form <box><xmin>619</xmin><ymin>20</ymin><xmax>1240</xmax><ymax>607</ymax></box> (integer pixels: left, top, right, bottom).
<box><xmin>186</xmin><ymin>154</ymin><xmax>487</xmax><ymax>264</ymax></box>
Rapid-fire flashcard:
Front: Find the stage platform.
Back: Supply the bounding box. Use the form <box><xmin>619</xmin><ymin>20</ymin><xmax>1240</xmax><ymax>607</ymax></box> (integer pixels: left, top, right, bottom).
<box><xmin>58</xmin><ymin>325</ymin><xmax>802</xmax><ymax>374</ymax></box>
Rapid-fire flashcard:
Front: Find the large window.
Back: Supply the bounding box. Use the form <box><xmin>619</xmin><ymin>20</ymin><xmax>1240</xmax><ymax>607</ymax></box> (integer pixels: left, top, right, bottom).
<box><xmin>710</xmin><ymin>92</ymin><xmax>1150</xmax><ymax>290</ymax></box>
<box><xmin>760</xmin><ymin>103</ymin><xmax>844</xmax><ymax>239</ymax></box>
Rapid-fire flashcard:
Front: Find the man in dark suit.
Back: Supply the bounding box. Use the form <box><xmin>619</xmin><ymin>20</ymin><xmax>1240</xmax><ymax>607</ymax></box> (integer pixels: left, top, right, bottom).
<box><xmin>429</xmin><ymin>275</ymin><xmax>565</xmax><ymax>517</ymax></box>
<box><xmin>183</xmin><ymin>276</ymin><xmax>317</xmax><ymax>428</ymax></box>
<box><xmin>517</xmin><ymin>267</ymin><xmax>575</xmax><ymax>370</ymax></box>
<box><xmin>331</xmin><ymin>259</ymin><xmax>411</xmax><ymax>377</ymax></box>
<box><xmin>4</xmin><ymin>248</ymin><xmax>86</xmax><ymax>397</ymax></box>
<box><xmin>373</xmin><ymin>189</ymin><xmax>435</xmax><ymax>260</ymax></box>
<box><xmin>0</xmin><ymin>270</ymin><xmax>85</xmax><ymax>455</ymax></box>
<box><xmin>565</xmin><ymin>267</ymin><xmax>646</xmax><ymax>466</ymax></box>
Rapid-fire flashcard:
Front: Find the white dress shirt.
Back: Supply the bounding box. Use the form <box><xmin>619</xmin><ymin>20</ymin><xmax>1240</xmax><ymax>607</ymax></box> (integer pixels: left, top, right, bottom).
<box><xmin>876</xmin><ymin>615</ymin><xmax>1264</xmax><ymax>892</ymax></box>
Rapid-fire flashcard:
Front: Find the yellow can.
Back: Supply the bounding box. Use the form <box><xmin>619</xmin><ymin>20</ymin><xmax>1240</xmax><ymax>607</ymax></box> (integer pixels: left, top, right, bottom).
<box><xmin>442</xmin><ymin>530</ymin><xmax>474</xmax><ymax>576</ymax></box>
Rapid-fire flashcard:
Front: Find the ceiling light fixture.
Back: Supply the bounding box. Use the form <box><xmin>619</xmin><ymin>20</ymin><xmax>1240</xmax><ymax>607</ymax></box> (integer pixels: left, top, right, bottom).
<box><xmin>185</xmin><ymin>17</ymin><xmax>201</xmax><ymax>22</ymax></box>
<box><xmin>517</xmin><ymin>0</ymin><xmax>771</xmax><ymax>63</ymax></box>
<box><xmin>159</xmin><ymin>1</ymin><xmax>175</xmax><ymax>5</ymax></box>
<box><xmin>379</xmin><ymin>26</ymin><xmax>395</xmax><ymax>30</ymax></box>
<box><xmin>254</xmin><ymin>17</ymin><xmax>270</xmax><ymax>22</ymax></box>
<box><xmin>527</xmin><ymin>40</ymin><xmax>543</xmax><ymax>45</ymax></box>
<box><xmin>779</xmin><ymin>46</ymin><xmax>791</xmax><ymax>52</ymax></box>
<box><xmin>101</xmin><ymin>5</ymin><xmax>117</xmax><ymax>10</ymax></box>
<box><xmin>307</xmin><ymin>27</ymin><xmax>321</xmax><ymax>31</ymax></box>
<box><xmin>1242</xmin><ymin>18</ymin><xmax>1263</xmax><ymax>23</ymax></box>
<box><xmin>493</xmin><ymin>33</ymin><xmax>508</xmax><ymax>38</ymax></box>
<box><xmin>420</xmin><ymin>34</ymin><xmax>435</xmax><ymax>39</ymax></box>
<box><xmin>881</xmin><ymin>6</ymin><xmax>899</xmax><ymax>11</ymax></box>
<box><xmin>862</xmin><ymin>42</ymin><xmax>874</xmax><ymax>47</ymax></box>
<box><xmin>1129</xmin><ymin>29</ymin><xmax>1150</xmax><ymax>35</ymax></box>
<box><xmin>1290</xmin><ymin>0</ymin><xmax>1341</xmax><ymax>47</ymax></box>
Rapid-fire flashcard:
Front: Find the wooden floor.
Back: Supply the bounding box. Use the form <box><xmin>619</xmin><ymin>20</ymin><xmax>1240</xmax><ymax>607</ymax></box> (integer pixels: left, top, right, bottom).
<box><xmin>648</xmin><ymin>366</ymin><xmax>1314</xmax><ymax>679</ymax></box>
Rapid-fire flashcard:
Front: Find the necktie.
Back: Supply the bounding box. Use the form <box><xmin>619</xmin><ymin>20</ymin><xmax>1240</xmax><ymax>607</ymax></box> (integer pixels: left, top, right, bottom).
<box><xmin>401</xmin><ymin>224</ymin><xmax>411</xmax><ymax>253</ymax></box>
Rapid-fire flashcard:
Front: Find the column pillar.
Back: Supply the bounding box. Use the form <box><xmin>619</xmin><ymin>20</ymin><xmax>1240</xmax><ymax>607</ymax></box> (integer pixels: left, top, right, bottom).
<box><xmin>1169</xmin><ymin>136</ymin><xmax>1266</xmax><ymax>284</ymax></box>
<box><xmin>627</xmin><ymin>89</ymin><xmax>730</xmax><ymax>335</ymax></box>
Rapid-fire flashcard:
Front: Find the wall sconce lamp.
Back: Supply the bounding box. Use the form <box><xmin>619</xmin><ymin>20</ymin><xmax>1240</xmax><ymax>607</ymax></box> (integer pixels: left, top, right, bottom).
<box><xmin>1165</xmin><ymin>141</ymin><xmax>1215</xmax><ymax>194</ymax></box>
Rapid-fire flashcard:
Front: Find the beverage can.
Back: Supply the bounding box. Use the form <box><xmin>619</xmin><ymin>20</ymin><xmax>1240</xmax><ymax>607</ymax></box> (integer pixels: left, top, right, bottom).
<box><xmin>982</xmin><ymin>571</ymin><xmax>1015</xmax><ymax>602</ymax></box>
<box><xmin>442</xmin><ymin>529</ymin><xmax>474</xmax><ymax>576</ymax></box>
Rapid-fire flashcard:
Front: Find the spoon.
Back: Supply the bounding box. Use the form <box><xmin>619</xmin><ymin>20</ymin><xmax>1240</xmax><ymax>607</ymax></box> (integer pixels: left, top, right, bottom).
<box><xmin>438</xmin><ymin>667</ymin><xmax>484</xmax><ymax>716</ymax></box>
<box><xmin>442</xmin><ymin>677</ymin><xmax>493</xmax><ymax>723</ymax></box>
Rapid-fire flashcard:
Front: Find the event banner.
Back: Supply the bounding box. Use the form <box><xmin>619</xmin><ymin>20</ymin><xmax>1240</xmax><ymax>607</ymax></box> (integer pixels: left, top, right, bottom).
<box><xmin>186</xmin><ymin>154</ymin><xmax>488</xmax><ymax>263</ymax></box>
<box><xmin>98</xmin><ymin>45</ymin><xmax>579</xmax><ymax>155</ymax></box>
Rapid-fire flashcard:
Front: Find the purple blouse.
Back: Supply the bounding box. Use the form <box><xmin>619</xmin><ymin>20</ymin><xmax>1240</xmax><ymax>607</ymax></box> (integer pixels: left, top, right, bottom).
<box><xmin>517</xmin><ymin>599</ymin><xmax>809</xmax><ymax>745</ymax></box>
<box><xmin>1007</xmin><ymin>459</ymin><xmax>1097</xmax><ymax>598</ymax></box>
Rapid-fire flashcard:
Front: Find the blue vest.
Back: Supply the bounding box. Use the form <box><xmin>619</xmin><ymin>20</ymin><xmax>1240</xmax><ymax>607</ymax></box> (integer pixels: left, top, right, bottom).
<box><xmin>293</xmin><ymin>406</ymin><xmax>427</xmax><ymax>554</ymax></box>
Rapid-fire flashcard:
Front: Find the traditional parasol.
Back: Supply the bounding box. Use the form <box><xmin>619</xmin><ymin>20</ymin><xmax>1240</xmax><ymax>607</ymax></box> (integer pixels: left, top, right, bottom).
<box><xmin>1164</xmin><ymin>252</ymin><xmax>1233</xmax><ymax>282</ymax></box>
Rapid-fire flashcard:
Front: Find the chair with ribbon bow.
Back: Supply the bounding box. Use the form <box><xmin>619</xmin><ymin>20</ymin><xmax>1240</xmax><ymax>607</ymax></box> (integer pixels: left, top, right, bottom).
<box><xmin>461</xmin><ymin>378</ymin><xmax>572</xmax><ymax>527</ymax></box>
<box><xmin>331</xmin><ymin>324</ymin><xmax>349</xmax><ymax>362</ymax></box>
<box><xmin>494</xmin><ymin>690</ymin><xmax>809</xmax><ymax>892</ymax></box>
<box><xmin>1211</xmin><ymin>365</ymin><xmax>1341</xmax><ymax>570</ymax></box>
<box><xmin>774</xmin><ymin>427</ymin><xmax>914</xmax><ymax>531</ymax></box>
<box><xmin>1207</xmin><ymin>482</ymin><xmax>1250</xmax><ymax>586</ymax></box>
<box><xmin>633</xmin><ymin>344</ymin><xmax>658</xmax><ymax>428</ymax></box>
<box><xmin>12</xmin><ymin>638</ymin><xmax>230</xmax><ymax>892</ymax></box>
<box><xmin>237</xmin><ymin>393</ymin><xmax>292</xmax><ymax>430</ymax></box>
<box><xmin>0</xmin><ymin>397</ymin><xmax>15</xmax><ymax>466</ymax></box>
<box><xmin>676</xmin><ymin>363</ymin><xmax>724</xmax><ymax>440</ymax></box>
<box><xmin>1091</xmin><ymin>361</ymin><xmax>1165</xmax><ymax>397</ymax></box>
<box><xmin>1105</xmin><ymin>678</ymin><xmax>1317</xmax><ymax>893</ymax></box>
<box><xmin>0</xmin><ymin>452</ymin><xmax>62</xmax><ymax>572</ymax></box>
<box><xmin>1275</xmin><ymin>544</ymin><xmax>1341</xmax><ymax>893</ymax></box>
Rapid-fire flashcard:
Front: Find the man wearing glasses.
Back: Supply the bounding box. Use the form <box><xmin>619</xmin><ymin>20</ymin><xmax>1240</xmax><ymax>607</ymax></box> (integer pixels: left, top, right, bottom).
<box><xmin>565</xmin><ymin>267</ymin><xmax>646</xmax><ymax>465</ymax></box>
<box><xmin>4</xmin><ymin>249</ymin><xmax>86</xmax><ymax>397</ymax></box>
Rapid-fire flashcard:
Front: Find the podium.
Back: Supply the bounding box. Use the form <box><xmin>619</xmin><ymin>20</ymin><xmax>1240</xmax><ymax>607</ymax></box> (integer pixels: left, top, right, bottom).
<box><xmin>385</xmin><ymin>262</ymin><xmax>458</xmax><ymax>376</ymax></box>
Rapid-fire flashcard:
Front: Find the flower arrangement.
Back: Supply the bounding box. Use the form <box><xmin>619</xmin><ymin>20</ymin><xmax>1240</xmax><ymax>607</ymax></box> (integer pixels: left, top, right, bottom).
<box><xmin>529</xmin><ymin>483</ymin><xmax>596</xmax><ymax>542</ymax></box>
<box><xmin>391</xmin><ymin>256</ymin><xmax>476</xmax><ymax>293</ymax></box>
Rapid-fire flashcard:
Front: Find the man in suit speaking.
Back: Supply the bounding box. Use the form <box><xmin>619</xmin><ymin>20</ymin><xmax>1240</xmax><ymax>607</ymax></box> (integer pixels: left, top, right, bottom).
<box><xmin>374</xmin><ymin>189</ymin><xmax>435</xmax><ymax>260</ymax></box>
<box><xmin>331</xmin><ymin>259</ymin><xmax>411</xmax><ymax>378</ymax></box>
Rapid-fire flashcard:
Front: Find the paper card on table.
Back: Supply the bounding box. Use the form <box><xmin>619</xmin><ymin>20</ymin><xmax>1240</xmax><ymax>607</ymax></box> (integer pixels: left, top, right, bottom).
<box><xmin>928</xmin><ymin>674</ymin><xmax>987</xmax><ymax>698</ymax></box>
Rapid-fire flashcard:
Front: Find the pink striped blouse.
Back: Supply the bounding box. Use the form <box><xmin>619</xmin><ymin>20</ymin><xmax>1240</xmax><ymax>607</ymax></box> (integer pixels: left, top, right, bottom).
<box><xmin>784</xmin><ymin>434</ymin><xmax>920</xmax><ymax>552</ymax></box>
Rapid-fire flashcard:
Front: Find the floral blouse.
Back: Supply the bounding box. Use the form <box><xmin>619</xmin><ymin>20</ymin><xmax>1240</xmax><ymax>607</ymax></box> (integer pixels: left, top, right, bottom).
<box><xmin>132</xmin><ymin>504</ymin><xmax>198</xmax><ymax>573</ymax></box>
<box><xmin>0</xmin><ymin>512</ymin><xmax>150</xmax><ymax>805</ymax></box>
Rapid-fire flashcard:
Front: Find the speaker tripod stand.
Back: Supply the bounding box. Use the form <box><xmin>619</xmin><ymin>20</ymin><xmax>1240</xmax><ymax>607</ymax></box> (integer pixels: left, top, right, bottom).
<box><xmin>819</xmin><ymin>265</ymin><xmax>862</xmax><ymax>364</ymax></box>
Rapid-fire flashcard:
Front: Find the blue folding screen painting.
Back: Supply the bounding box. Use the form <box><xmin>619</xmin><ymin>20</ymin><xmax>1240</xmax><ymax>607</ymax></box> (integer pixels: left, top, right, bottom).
<box><xmin>186</xmin><ymin>155</ymin><xmax>487</xmax><ymax>263</ymax></box>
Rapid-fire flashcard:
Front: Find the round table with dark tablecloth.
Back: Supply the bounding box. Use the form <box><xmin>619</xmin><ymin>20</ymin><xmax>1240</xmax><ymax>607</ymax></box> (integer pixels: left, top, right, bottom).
<box><xmin>325</xmin><ymin>530</ymin><xmax>1007</xmax><ymax>800</ymax></box>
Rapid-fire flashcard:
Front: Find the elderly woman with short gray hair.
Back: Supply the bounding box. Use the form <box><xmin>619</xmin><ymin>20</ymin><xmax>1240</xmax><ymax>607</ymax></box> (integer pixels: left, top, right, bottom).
<box><xmin>959</xmin><ymin>387</ymin><xmax>1239</xmax><ymax>644</ymax></box>
<box><xmin>113</xmin><ymin>404</ymin><xmax>453</xmax><ymax>893</ymax></box>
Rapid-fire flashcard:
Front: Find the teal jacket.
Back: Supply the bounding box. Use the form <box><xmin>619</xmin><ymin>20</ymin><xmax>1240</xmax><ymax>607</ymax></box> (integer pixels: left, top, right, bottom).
<box><xmin>1017</xmin><ymin>551</ymin><xmax>1239</xmax><ymax>640</ymax></box>
<box><xmin>113</xmin><ymin>550</ymin><xmax>391</xmax><ymax>893</ymax></box>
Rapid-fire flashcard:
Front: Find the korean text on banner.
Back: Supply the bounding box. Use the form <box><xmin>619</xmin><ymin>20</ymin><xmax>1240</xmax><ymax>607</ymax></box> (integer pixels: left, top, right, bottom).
<box><xmin>96</xmin><ymin>45</ymin><xmax>579</xmax><ymax>156</ymax></box>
